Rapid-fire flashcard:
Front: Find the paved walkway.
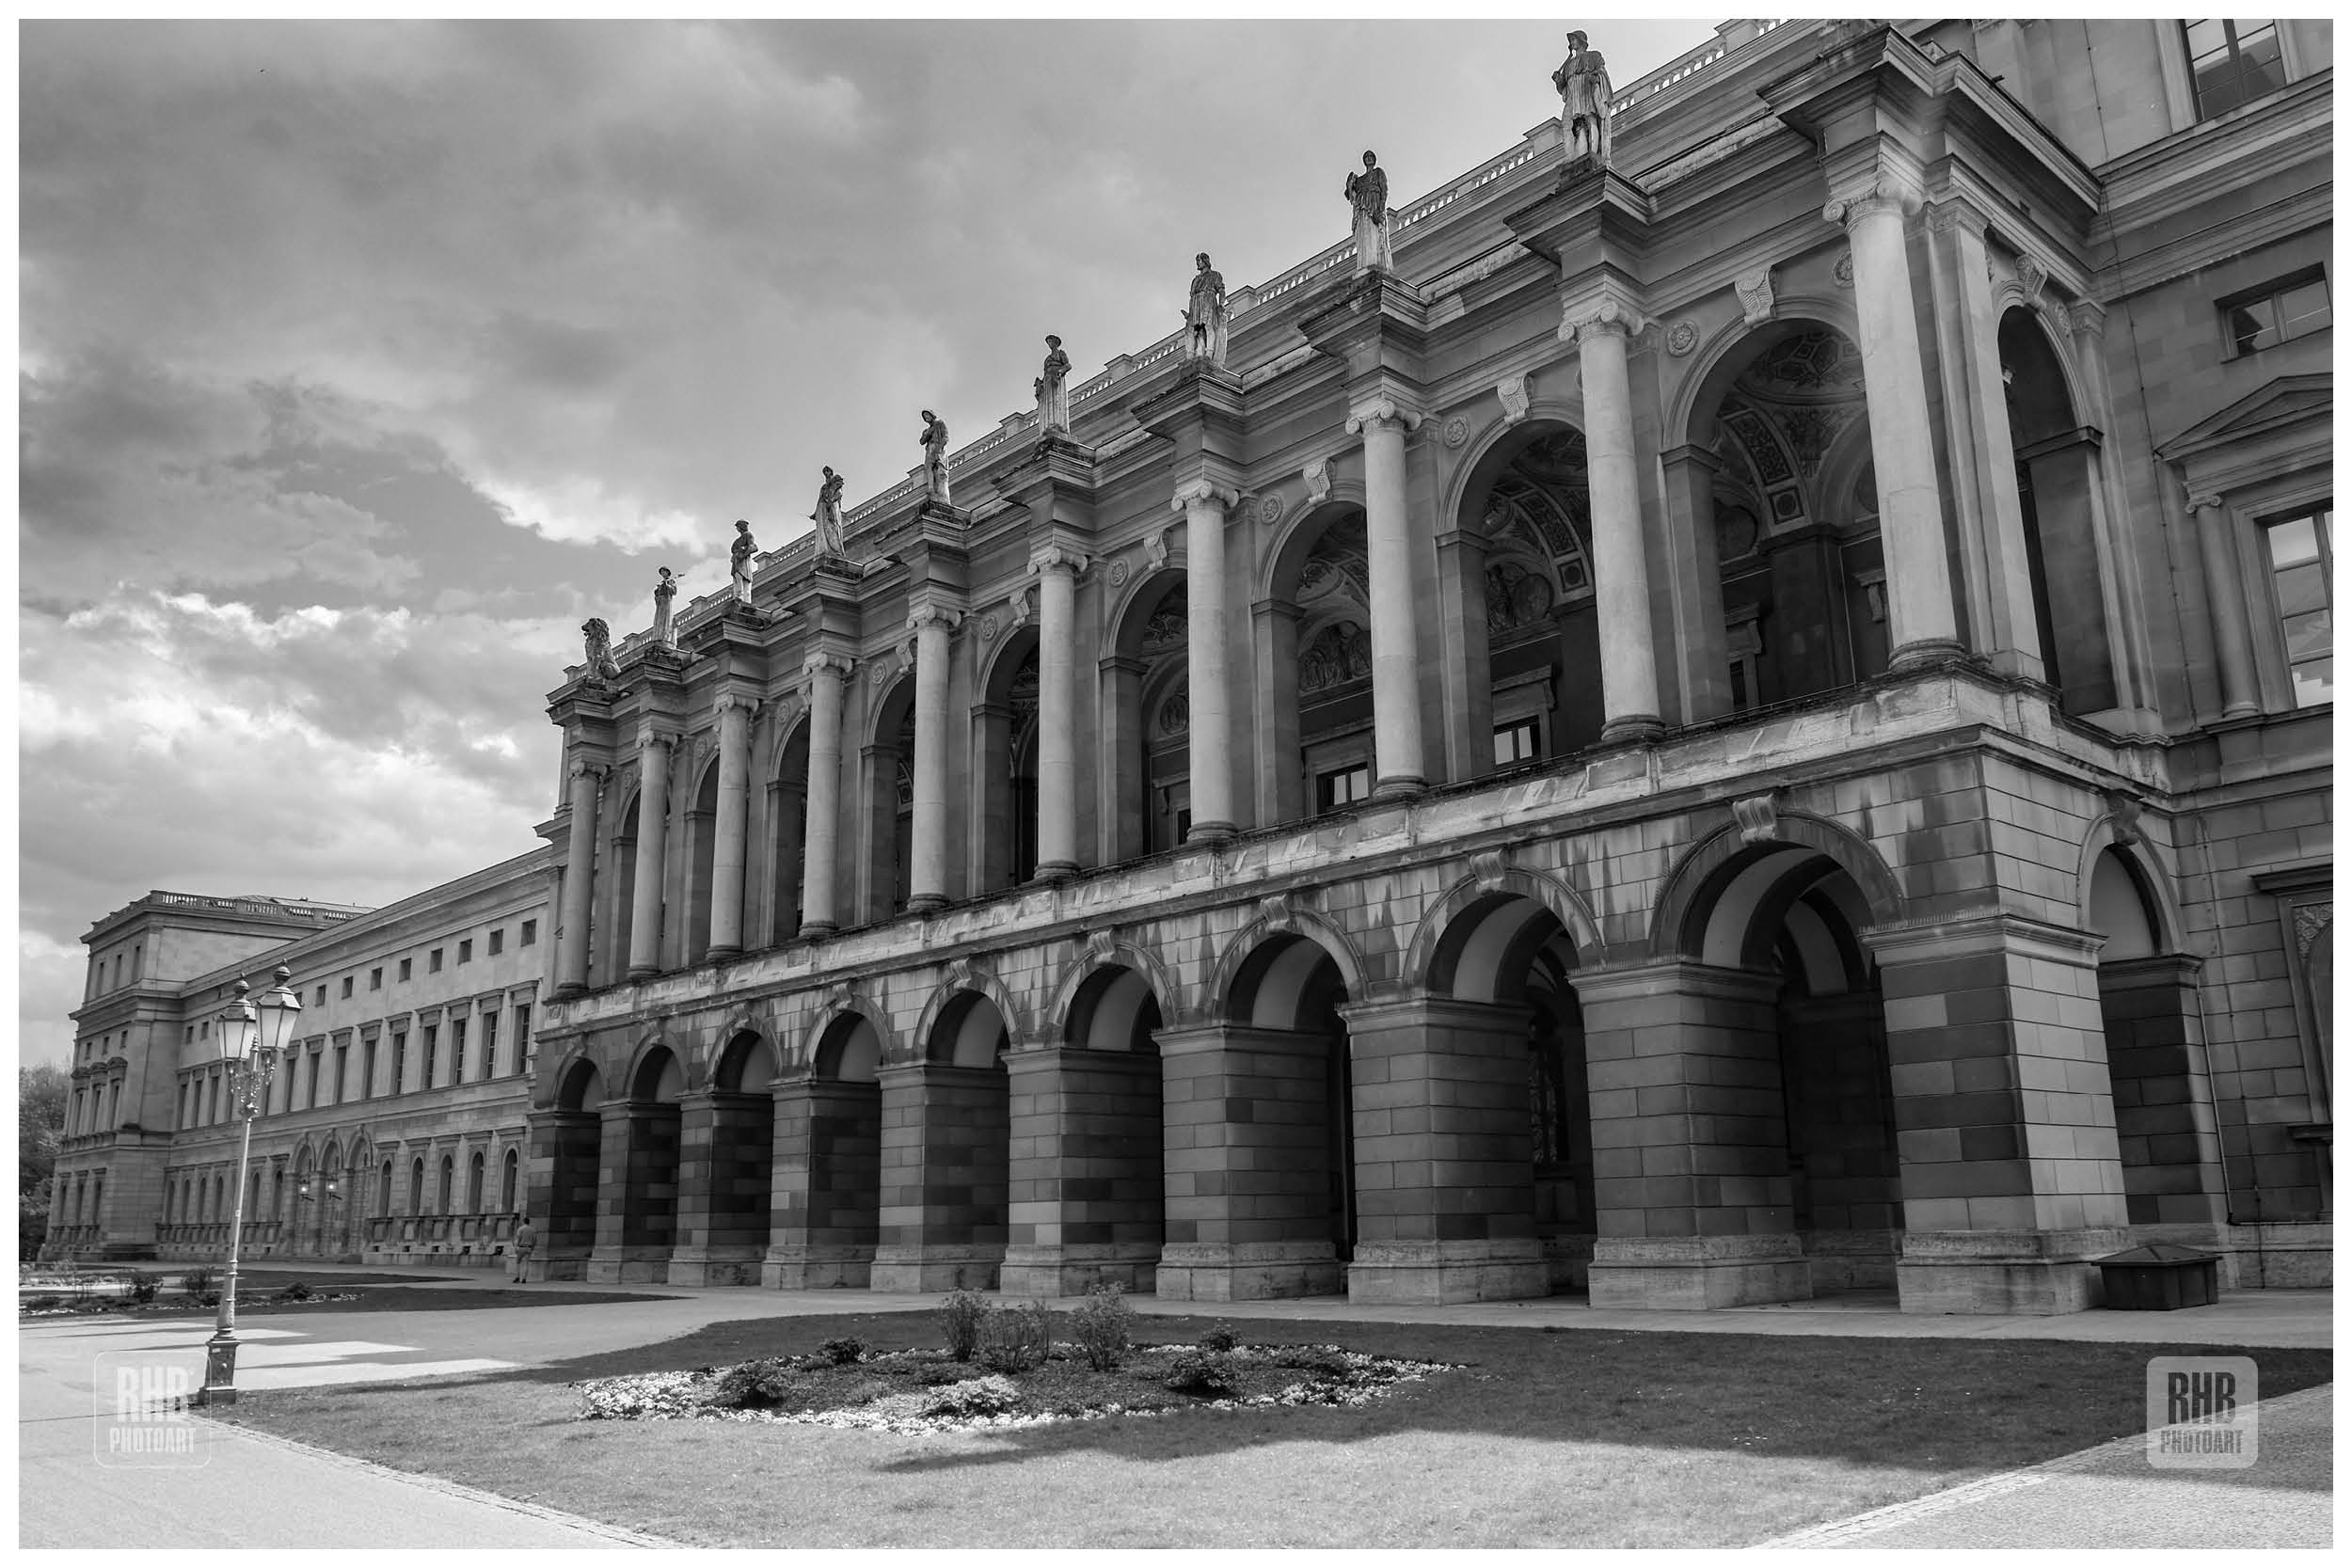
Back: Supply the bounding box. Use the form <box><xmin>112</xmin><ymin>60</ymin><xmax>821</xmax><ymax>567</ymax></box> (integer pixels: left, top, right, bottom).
<box><xmin>18</xmin><ymin>1275</ymin><xmax>2332</xmax><ymax>1548</ymax></box>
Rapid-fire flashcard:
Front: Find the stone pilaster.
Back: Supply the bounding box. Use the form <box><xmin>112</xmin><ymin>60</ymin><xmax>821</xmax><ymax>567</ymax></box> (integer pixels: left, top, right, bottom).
<box><xmin>2188</xmin><ymin>493</ymin><xmax>2263</xmax><ymax>719</ymax></box>
<box><xmin>998</xmin><ymin>1045</ymin><xmax>1164</xmax><ymax>1295</ymax></box>
<box><xmin>664</xmin><ymin>1087</ymin><xmax>770</xmax><ymax>1286</ymax></box>
<box><xmin>1337</xmin><ymin>996</ymin><xmax>1550</xmax><ymax>1304</ymax></box>
<box><xmin>868</xmin><ymin>1062</ymin><xmax>1008</xmax><ymax>1291</ymax></box>
<box><xmin>585</xmin><ymin>1100</ymin><xmax>681</xmax><ymax>1284</ymax></box>
<box><xmin>525</xmin><ymin>1106</ymin><xmax>600</xmax><ymax>1280</ymax></box>
<box><xmin>763</xmin><ymin>1078</ymin><xmax>882</xmax><ymax>1289</ymax></box>
<box><xmin>1578</xmin><ymin>961</ymin><xmax>1809</xmax><ymax>1309</ymax></box>
<box><xmin>1154</xmin><ymin>1022</ymin><xmax>1344</xmax><ymax>1300</ymax></box>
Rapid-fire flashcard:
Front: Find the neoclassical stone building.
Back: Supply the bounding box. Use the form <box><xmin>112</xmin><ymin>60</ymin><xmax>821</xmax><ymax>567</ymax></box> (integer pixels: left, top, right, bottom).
<box><xmin>52</xmin><ymin>21</ymin><xmax>2332</xmax><ymax>1312</ymax></box>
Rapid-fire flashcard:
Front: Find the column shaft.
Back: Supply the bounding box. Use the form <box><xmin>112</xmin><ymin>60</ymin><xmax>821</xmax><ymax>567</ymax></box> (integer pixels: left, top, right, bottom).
<box><xmin>555</xmin><ymin>762</ymin><xmax>599</xmax><ymax>996</ymax></box>
<box><xmin>1358</xmin><ymin>413</ymin><xmax>1428</xmax><ymax>793</ymax></box>
<box><xmin>800</xmin><ymin>657</ymin><xmax>849</xmax><ymax>935</ymax></box>
<box><xmin>2191</xmin><ymin>497</ymin><xmax>2262</xmax><ymax>719</ymax></box>
<box><xmin>1843</xmin><ymin>193</ymin><xmax>1963</xmax><ymax>665</ymax></box>
<box><xmin>1181</xmin><ymin>486</ymin><xmax>1236</xmax><ymax>839</ymax></box>
<box><xmin>908</xmin><ymin>612</ymin><xmax>953</xmax><ymax>911</ymax></box>
<box><xmin>627</xmin><ymin>736</ymin><xmax>671</xmax><ymax>979</ymax></box>
<box><xmin>1578</xmin><ymin>320</ymin><xmax>1664</xmax><ymax>739</ymax></box>
<box><xmin>707</xmin><ymin>699</ymin><xmax>752</xmax><ymax>959</ymax></box>
<box><xmin>1035</xmin><ymin>554</ymin><xmax>1080</xmax><ymax>878</ymax></box>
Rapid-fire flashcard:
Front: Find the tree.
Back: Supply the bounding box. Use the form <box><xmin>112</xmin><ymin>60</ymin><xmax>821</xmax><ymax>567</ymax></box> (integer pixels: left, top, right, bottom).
<box><xmin>21</xmin><ymin>1063</ymin><xmax>69</xmax><ymax>1259</ymax></box>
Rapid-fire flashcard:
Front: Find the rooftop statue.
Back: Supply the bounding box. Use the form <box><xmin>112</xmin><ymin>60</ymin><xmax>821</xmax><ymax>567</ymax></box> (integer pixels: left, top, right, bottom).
<box><xmin>919</xmin><ymin>411</ymin><xmax>951</xmax><ymax>503</ymax></box>
<box><xmin>1552</xmin><ymin>30</ymin><xmax>1613</xmax><ymax>170</ymax></box>
<box><xmin>580</xmin><ymin>617</ymin><xmax>621</xmax><ymax>681</ymax></box>
<box><xmin>811</xmin><ymin>466</ymin><xmax>847</xmax><ymax>556</ymax></box>
<box><xmin>652</xmin><ymin>566</ymin><xmax>678</xmax><ymax>647</ymax></box>
<box><xmin>1034</xmin><ymin>334</ymin><xmax>1073</xmax><ymax>432</ymax></box>
<box><xmin>1184</xmin><ymin>252</ymin><xmax>1229</xmax><ymax>368</ymax></box>
<box><xmin>729</xmin><ymin>518</ymin><xmax>757</xmax><ymax>604</ymax></box>
<box><xmin>1345</xmin><ymin>150</ymin><xmax>1394</xmax><ymax>273</ymax></box>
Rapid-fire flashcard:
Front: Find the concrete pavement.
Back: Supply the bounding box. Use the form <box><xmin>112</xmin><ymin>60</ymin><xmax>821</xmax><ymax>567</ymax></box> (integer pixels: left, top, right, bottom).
<box><xmin>18</xmin><ymin>1274</ymin><xmax>2332</xmax><ymax>1548</ymax></box>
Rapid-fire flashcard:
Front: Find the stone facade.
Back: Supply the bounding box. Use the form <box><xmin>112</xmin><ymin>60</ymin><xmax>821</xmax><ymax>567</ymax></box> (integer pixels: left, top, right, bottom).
<box><xmin>50</xmin><ymin>21</ymin><xmax>2332</xmax><ymax>1312</ymax></box>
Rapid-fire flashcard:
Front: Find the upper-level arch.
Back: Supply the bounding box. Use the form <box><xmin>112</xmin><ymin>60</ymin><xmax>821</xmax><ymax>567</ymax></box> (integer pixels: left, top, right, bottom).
<box><xmin>1650</xmin><ymin>811</ymin><xmax>1906</xmax><ymax>969</ymax></box>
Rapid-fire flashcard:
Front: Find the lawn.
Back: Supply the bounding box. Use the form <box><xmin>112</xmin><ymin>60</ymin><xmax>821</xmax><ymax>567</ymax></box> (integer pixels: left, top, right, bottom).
<box><xmin>23</xmin><ymin>1269</ymin><xmax>667</xmax><ymax>1319</ymax></box>
<box><xmin>206</xmin><ymin>1309</ymin><xmax>2335</xmax><ymax>1549</ymax></box>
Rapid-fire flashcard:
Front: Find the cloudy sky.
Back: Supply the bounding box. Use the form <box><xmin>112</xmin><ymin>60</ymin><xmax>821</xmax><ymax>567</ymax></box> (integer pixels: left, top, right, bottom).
<box><xmin>17</xmin><ymin>15</ymin><xmax>1724</xmax><ymax>1065</ymax></box>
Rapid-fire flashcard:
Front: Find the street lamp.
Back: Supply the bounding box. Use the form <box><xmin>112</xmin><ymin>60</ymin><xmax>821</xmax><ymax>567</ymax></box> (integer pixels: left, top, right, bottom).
<box><xmin>195</xmin><ymin>964</ymin><xmax>301</xmax><ymax>1407</ymax></box>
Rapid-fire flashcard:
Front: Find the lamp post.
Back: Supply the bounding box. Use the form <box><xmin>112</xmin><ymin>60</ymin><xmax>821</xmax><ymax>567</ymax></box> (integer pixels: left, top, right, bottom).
<box><xmin>196</xmin><ymin>964</ymin><xmax>301</xmax><ymax>1408</ymax></box>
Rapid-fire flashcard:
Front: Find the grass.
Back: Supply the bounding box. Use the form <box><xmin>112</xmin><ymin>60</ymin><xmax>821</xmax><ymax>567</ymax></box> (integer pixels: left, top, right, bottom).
<box><xmin>206</xmin><ymin>1310</ymin><xmax>2335</xmax><ymax>1549</ymax></box>
<box><xmin>24</xmin><ymin>1270</ymin><xmax>668</xmax><ymax>1318</ymax></box>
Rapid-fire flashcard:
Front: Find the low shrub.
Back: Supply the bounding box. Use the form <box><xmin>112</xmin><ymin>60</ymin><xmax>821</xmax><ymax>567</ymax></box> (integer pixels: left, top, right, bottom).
<box><xmin>1198</xmin><ymin>1322</ymin><xmax>1239</xmax><ymax>1354</ymax></box>
<box><xmin>1165</xmin><ymin>1349</ymin><xmax>1238</xmax><ymax>1397</ymax></box>
<box><xmin>126</xmin><ymin>1273</ymin><xmax>161</xmax><ymax>1306</ymax></box>
<box><xmin>919</xmin><ymin>1374</ymin><xmax>1021</xmax><ymax>1418</ymax></box>
<box><xmin>1069</xmin><ymin>1283</ymin><xmax>1133</xmax><ymax>1371</ymax></box>
<box><xmin>1270</xmin><ymin>1346</ymin><xmax>1356</xmax><ymax>1380</ymax></box>
<box><xmin>275</xmin><ymin>1281</ymin><xmax>315</xmax><ymax>1303</ymax></box>
<box><xmin>977</xmin><ymin>1300</ymin><xmax>1057</xmax><ymax>1374</ymax></box>
<box><xmin>179</xmin><ymin>1267</ymin><xmax>215</xmax><ymax>1299</ymax></box>
<box><xmin>917</xmin><ymin>1361</ymin><xmax>970</xmax><ymax>1387</ymax></box>
<box><xmin>938</xmin><ymin>1289</ymin><xmax>989</xmax><ymax>1363</ymax></box>
<box><xmin>818</xmin><ymin>1336</ymin><xmax>867</xmax><ymax>1367</ymax></box>
<box><xmin>23</xmin><ymin>1294</ymin><xmax>64</xmax><ymax>1311</ymax></box>
<box><xmin>701</xmin><ymin>1357</ymin><xmax>802</xmax><ymax>1411</ymax></box>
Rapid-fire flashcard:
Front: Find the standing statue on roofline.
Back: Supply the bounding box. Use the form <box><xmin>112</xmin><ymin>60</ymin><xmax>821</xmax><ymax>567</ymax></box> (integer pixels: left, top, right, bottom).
<box><xmin>811</xmin><ymin>466</ymin><xmax>847</xmax><ymax>557</ymax></box>
<box><xmin>1345</xmin><ymin>150</ymin><xmax>1394</xmax><ymax>273</ymax></box>
<box><xmin>729</xmin><ymin>518</ymin><xmax>757</xmax><ymax>604</ymax></box>
<box><xmin>1553</xmin><ymin>30</ymin><xmax>1613</xmax><ymax>170</ymax></box>
<box><xmin>1034</xmin><ymin>334</ymin><xmax>1072</xmax><ymax>432</ymax></box>
<box><xmin>652</xmin><ymin>566</ymin><xmax>678</xmax><ymax>647</ymax></box>
<box><xmin>1184</xmin><ymin>252</ymin><xmax>1229</xmax><ymax>368</ymax></box>
<box><xmin>919</xmin><ymin>411</ymin><xmax>951</xmax><ymax>504</ymax></box>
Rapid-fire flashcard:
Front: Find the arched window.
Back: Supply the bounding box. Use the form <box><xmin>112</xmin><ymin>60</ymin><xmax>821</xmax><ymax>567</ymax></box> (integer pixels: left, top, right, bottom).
<box><xmin>467</xmin><ymin>1151</ymin><xmax>485</xmax><ymax>1213</ymax></box>
<box><xmin>437</xmin><ymin>1155</ymin><xmax>454</xmax><ymax>1215</ymax></box>
<box><xmin>407</xmin><ymin>1158</ymin><xmax>424</xmax><ymax>1214</ymax></box>
<box><xmin>378</xmin><ymin>1161</ymin><xmax>393</xmax><ymax>1217</ymax></box>
<box><xmin>500</xmin><ymin>1148</ymin><xmax>519</xmax><ymax>1213</ymax></box>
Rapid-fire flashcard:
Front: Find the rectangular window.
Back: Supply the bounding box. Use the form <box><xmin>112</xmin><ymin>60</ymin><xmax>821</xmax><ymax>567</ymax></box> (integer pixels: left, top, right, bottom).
<box><xmin>341</xmin><ymin>976</ymin><xmax>354</xmax><ymax>999</ymax></box>
<box><xmin>362</xmin><ymin>1039</ymin><xmax>377</xmax><ymax>1101</ymax></box>
<box><xmin>2184</xmin><ymin>19</ymin><xmax>2285</xmax><ymax>119</ymax></box>
<box><xmin>429</xmin><ymin>948</ymin><xmax>444</xmax><ymax>974</ymax></box>
<box><xmin>2266</xmin><ymin>507</ymin><xmax>2333</xmax><ymax>706</ymax></box>
<box><xmin>480</xmin><ymin>1013</ymin><xmax>498</xmax><ymax>1078</ymax></box>
<box><xmin>333</xmin><ymin>1045</ymin><xmax>348</xmax><ymax>1103</ymax></box>
<box><xmin>2223</xmin><ymin>267</ymin><xmax>2330</xmax><ymax>357</ymax></box>
<box><xmin>520</xmin><ymin>920</ymin><xmax>538</xmax><ymax>947</ymax></box>
<box><xmin>513</xmin><ymin>1004</ymin><xmax>532</xmax><ymax>1073</ymax></box>
<box><xmin>399</xmin><ymin>958</ymin><xmax>412</xmax><ymax>982</ymax></box>
<box><xmin>390</xmin><ymin>1033</ymin><xmax>407</xmax><ymax>1095</ymax></box>
<box><xmin>422</xmin><ymin>1024</ymin><xmax>439</xmax><ymax>1089</ymax></box>
<box><xmin>306</xmin><ymin>1052</ymin><xmax>322</xmax><ymax>1110</ymax></box>
<box><xmin>315</xmin><ymin>985</ymin><xmax>327</xmax><ymax>1006</ymax></box>
<box><xmin>177</xmin><ymin>1082</ymin><xmax>189</xmax><ymax>1131</ymax></box>
<box><xmin>451</xmin><ymin>1018</ymin><xmax>469</xmax><ymax>1084</ymax></box>
<box><xmin>1493</xmin><ymin>720</ymin><xmax>1542</xmax><ymax>767</ymax></box>
<box><xmin>370</xmin><ymin>967</ymin><xmax>383</xmax><ymax>991</ymax></box>
<box><xmin>458</xmin><ymin>939</ymin><xmax>473</xmax><ymax>964</ymax></box>
<box><xmin>1315</xmin><ymin>763</ymin><xmax>1374</xmax><ymax>814</ymax></box>
<box><xmin>487</xmin><ymin>928</ymin><xmax>504</xmax><ymax>957</ymax></box>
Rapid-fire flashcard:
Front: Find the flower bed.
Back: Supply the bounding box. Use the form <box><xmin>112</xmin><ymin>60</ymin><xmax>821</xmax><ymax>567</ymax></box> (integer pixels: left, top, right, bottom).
<box><xmin>574</xmin><ymin>1339</ymin><xmax>1457</xmax><ymax>1436</ymax></box>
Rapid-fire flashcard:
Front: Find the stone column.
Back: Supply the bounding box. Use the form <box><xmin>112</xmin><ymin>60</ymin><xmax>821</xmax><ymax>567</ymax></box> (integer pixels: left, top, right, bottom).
<box><xmin>554</xmin><ymin>759</ymin><xmax>600</xmax><ymax>998</ymax></box>
<box><xmin>1577</xmin><ymin>961</ymin><xmax>1809</xmax><ymax>1309</ymax></box>
<box><xmin>1345</xmin><ymin>400</ymin><xmax>1429</xmax><ymax>795</ymax></box>
<box><xmin>1154</xmin><ymin>1022</ymin><xmax>1344</xmax><ymax>1300</ymax></box>
<box><xmin>799</xmin><ymin>652</ymin><xmax>851</xmax><ymax>936</ymax></box>
<box><xmin>906</xmin><ymin>607</ymin><xmax>957</xmax><ymax>912</ymax></box>
<box><xmin>1831</xmin><ymin>179</ymin><xmax>1963</xmax><ymax>668</ymax></box>
<box><xmin>1571</xmin><ymin>310</ymin><xmax>1665</xmax><ymax>741</ymax></box>
<box><xmin>2189</xmin><ymin>493</ymin><xmax>2262</xmax><ymax>719</ymax></box>
<box><xmin>998</xmin><ymin>1046</ymin><xmax>1165</xmax><ymax>1296</ymax></box>
<box><xmin>1175</xmin><ymin>481</ymin><xmax>1238</xmax><ymax>841</ymax></box>
<box><xmin>1032</xmin><ymin>545</ymin><xmax>1084</xmax><ymax>879</ymax></box>
<box><xmin>1867</xmin><ymin>915</ymin><xmax>2129</xmax><ymax>1314</ymax></box>
<box><xmin>763</xmin><ymin>1077</ymin><xmax>882</xmax><ymax>1289</ymax></box>
<box><xmin>706</xmin><ymin>695</ymin><xmax>754</xmax><ymax>961</ymax></box>
<box><xmin>626</xmin><ymin>731</ymin><xmax>672</xmax><ymax>980</ymax></box>
<box><xmin>1337</xmin><ymin>997</ymin><xmax>1550</xmax><ymax>1304</ymax></box>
